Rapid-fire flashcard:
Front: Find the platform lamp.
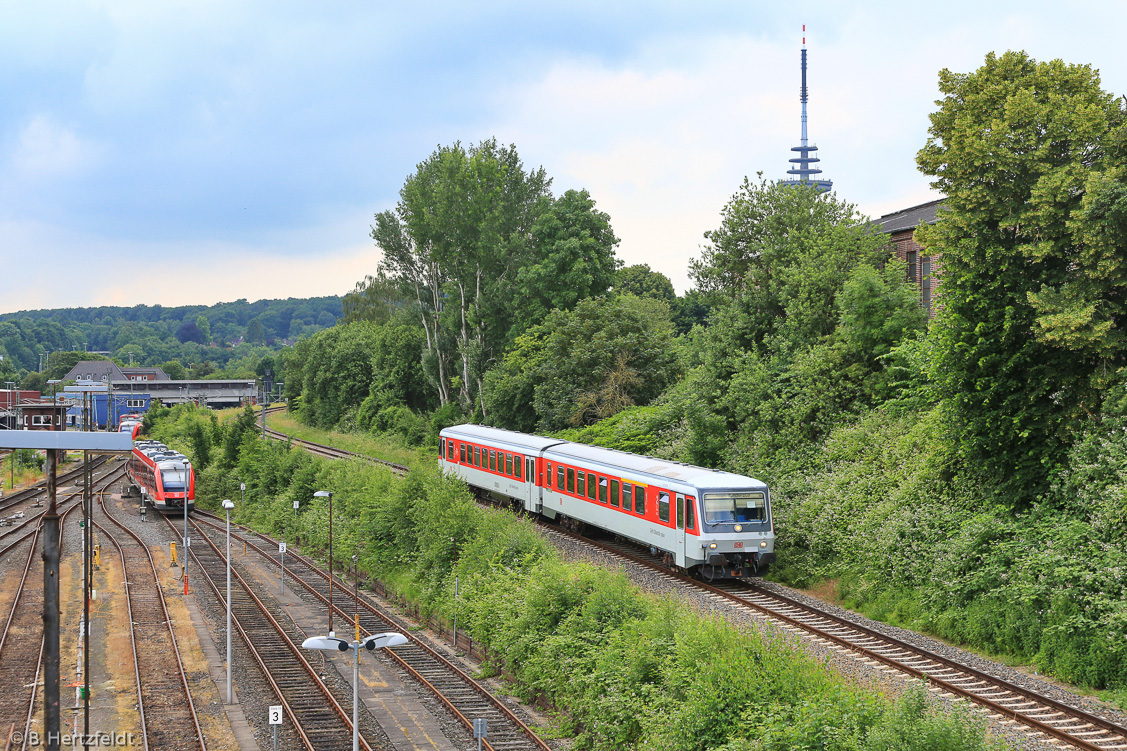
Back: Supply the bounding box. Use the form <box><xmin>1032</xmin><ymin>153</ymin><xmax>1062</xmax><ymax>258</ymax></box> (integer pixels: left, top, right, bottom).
<box><xmin>303</xmin><ymin>631</ymin><xmax>407</xmax><ymax>751</ymax></box>
<box><xmin>314</xmin><ymin>490</ymin><xmax>334</xmax><ymax>632</ymax></box>
<box><xmin>222</xmin><ymin>498</ymin><xmax>235</xmax><ymax>704</ymax></box>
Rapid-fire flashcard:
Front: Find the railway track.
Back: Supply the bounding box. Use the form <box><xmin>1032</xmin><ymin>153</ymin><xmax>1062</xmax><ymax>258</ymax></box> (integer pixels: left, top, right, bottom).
<box><xmin>156</xmin><ymin>512</ymin><xmax>372</xmax><ymax>751</ymax></box>
<box><xmin>0</xmin><ymin>463</ymin><xmax>122</xmax><ymax>745</ymax></box>
<box><xmin>0</xmin><ymin>455</ymin><xmax>108</xmax><ymax>517</ymax></box>
<box><xmin>94</xmin><ymin>491</ymin><xmax>206</xmax><ymax>751</ymax></box>
<box><xmin>192</xmin><ymin>510</ymin><xmax>551</xmax><ymax>751</ymax></box>
<box><xmin>261</xmin><ymin>421</ymin><xmax>410</xmax><ymax>476</ymax></box>
<box><xmin>557</xmin><ymin>531</ymin><xmax>1127</xmax><ymax>751</ymax></box>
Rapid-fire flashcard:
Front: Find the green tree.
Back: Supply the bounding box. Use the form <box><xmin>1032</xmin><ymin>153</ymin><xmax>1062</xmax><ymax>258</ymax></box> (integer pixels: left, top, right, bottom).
<box><xmin>246</xmin><ymin>317</ymin><xmax>266</xmax><ymax>344</ymax></box>
<box><xmin>341</xmin><ymin>270</ymin><xmax>408</xmax><ymax>325</ymax></box>
<box><xmin>615</xmin><ymin>264</ymin><xmax>676</xmax><ymax>304</ymax></box>
<box><xmin>916</xmin><ymin>50</ymin><xmax>1127</xmax><ymax>502</ymax></box>
<box><xmin>484</xmin><ymin>295</ymin><xmax>682</xmax><ymax>432</ymax></box>
<box><xmin>196</xmin><ymin>315</ymin><xmax>211</xmax><ymax>344</ymax></box>
<box><xmin>509</xmin><ymin>189</ymin><xmax>621</xmax><ymax>337</ymax></box>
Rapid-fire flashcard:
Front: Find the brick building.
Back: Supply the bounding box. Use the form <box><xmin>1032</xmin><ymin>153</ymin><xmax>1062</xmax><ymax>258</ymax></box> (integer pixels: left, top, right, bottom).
<box><xmin>873</xmin><ymin>199</ymin><xmax>942</xmax><ymax>319</ymax></box>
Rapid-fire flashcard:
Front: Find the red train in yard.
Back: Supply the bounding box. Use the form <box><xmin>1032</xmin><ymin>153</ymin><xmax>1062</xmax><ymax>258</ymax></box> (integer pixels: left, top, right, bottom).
<box><xmin>439</xmin><ymin>425</ymin><xmax>775</xmax><ymax>579</ymax></box>
<box><xmin>128</xmin><ymin>440</ymin><xmax>195</xmax><ymax>512</ymax></box>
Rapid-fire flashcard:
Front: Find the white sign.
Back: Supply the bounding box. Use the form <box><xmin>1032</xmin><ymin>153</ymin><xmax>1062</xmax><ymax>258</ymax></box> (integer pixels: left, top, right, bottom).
<box><xmin>279</xmin><ymin>542</ymin><xmax>287</xmax><ymax>554</ymax></box>
<box><xmin>185</xmin><ymin>537</ymin><xmax>190</xmax><ymax>547</ymax></box>
<box><xmin>293</xmin><ymin>500</ymin><xmax>299</xmax><ymax>510</ymax></box>
<box><xmin>268</xmin><ymin>705</ymin><xmax>283</xmax><ymax>725</ymax></box>
<box><xmin>473</xmin><ymin>719</ymin><xmax>487</xmax><ymax>738</ymax></box>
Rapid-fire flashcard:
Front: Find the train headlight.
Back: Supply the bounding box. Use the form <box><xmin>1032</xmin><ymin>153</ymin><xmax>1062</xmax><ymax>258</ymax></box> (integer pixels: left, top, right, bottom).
<box><xmin>734</xmin><ymin>524</ymin><xmax>742</xmax><ymax>532</ymax></box>
<box><xmin>760</xmin><ymin>541</ymin><xmax>767</xmax><ymax>548</ymax></box>
<box><xmin>709</xmin><ymin>542</ymin><xmax>717</xmax><ymax>550</ymax></box>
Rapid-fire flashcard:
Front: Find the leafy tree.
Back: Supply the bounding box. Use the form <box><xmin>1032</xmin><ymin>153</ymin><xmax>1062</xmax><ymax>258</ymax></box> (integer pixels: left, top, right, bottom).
<box><xmin>509</xmin><ymin>189</ymin><xmax>621</xmax><ymax>336</ymax></box>
<box><xmin>372</xmin><ymin>140</ymin><xmax>620</xmax><ymax>415</ymax></box>
<box><xmin>176</xmin><ymin>321</ymin><xmax>206</xmax><ymax>344</ymax></box>
<box><xmin>484</xmin><ymin>295</ymin><xmax>682</xmax><ymax>432</ymax></box>
<box><xmin>160</xmin><ymin>360</ymin><xmax>187</xmax><ymax>380</ymax></box>
<box><xmin>341</xmin><ymin>270</ymin><xmax>409</xmax><ymax>325</ymax></box>
<box><xmin>373</xmin><ymin>139</ymin><xmax>553</xmax><ymax>410</ymax></box>
<box><xmin>615</xmin><ymin>264</ymin><xmax>676</xmax><ymax>304</ymax></box>
<box><xmin>916</xmin><ymin>50</ymin><xmax>1127</xmax><ymax>502</ymax></box>
<box><xmin>196</xmin><ymin>315</ymin><xmax>211</xmax><ymax>344</ymax></box>
<box><xmin>245</xmin><ymin>317</ymin><xmax>266</xmax><ymax>344</ymax></box>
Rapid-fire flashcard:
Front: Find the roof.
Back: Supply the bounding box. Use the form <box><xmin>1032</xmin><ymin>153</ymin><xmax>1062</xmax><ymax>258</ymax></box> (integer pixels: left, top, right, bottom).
<box><xmin>442</xmin><ymin>424</ymin><xmax>566</xmax><ymax>453</ymax></box>
<box><xmin>63</xmin><ymin>360</ymin><xmax>126</xmax><ymax>382</ymax></box>
<box><xmin>442</xmin><ymin>423</ymin><xmax>768</xmax><ymax>491</ymax></box>
<box><xmin>121</xmin><ymin>366</ymin><xmax>170</xmax><ymax>380</ymax></box>
<box><xmin>544</xmin><ymin>442</ymin><xmax>767</xmax><ymax>491</ymax></box>
<box><xmin>873</xmin><ymin>199</ymin><xmax>944</xmax><ymax>234</ymax></box>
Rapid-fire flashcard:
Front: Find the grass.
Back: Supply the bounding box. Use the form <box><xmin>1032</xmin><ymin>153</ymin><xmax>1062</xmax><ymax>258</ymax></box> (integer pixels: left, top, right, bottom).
<box><xmin>265</xmin><ymin>410</ymin><xmax>426</xmax><ymax>468</ymax></box>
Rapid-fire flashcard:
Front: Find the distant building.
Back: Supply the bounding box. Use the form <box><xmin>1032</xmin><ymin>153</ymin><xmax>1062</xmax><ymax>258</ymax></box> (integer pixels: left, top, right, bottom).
<box><xmin>19</xmin><ymin>399</ymin><xmax>68</xmax><ymax>431</ymax></box>
<box><xmin>779</xmin><ymin>27</ymin><xmax>832</xmax><ymax>194</ymax></box>
<box><xmin>873</xmin><ymin>199</ymin><xmax>943</xmax><ymax>318</ymax></box>
<box><xmin>121</xmin><ymin>366</ymin><xmax>169</xmax><ymax>381</ymax></box>
<box><xmin>62</xmin><ymin>360</ymin><xmax>126</xmax><ymax>384</ymax></box>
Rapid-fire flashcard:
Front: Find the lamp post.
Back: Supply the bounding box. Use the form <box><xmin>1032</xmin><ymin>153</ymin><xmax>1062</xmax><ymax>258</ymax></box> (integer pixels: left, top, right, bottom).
<box><xmin>240</xmin><ymin>481</ymin><xmax>246</xmax><ymax>507</ymax></box>
<box><xmin>182</xmin><ymin>459</ymin><xmax>190</xmax><ymax>595</ymax></box>
<box><xmin>302</xmin><ymin>632</ymin><xmax>407</xmax><ymax>751</ymax></box>
<box><xmin>313</xmin><ymin>490</ymin><xmax>333</xmax><ymax>632</ymax></box>
<box><xmin>222</xmin><ymin>498</ymin><xmax>235</xmax><ymax>704</ymax></box>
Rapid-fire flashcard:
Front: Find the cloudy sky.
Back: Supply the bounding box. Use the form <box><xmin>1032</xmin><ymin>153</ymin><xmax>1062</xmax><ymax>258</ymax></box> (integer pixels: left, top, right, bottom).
<box><xmin>2</xmin><ymin>1</ymin><xmax>1124</xmax><ymax>313</ymax></box>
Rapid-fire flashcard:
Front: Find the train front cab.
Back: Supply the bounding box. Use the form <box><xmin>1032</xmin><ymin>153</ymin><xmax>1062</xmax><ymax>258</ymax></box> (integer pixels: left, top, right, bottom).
<box><xmin>691</xmin><ymin>488</ymin><xmax>775</xmax><ymax>579</ymax></box>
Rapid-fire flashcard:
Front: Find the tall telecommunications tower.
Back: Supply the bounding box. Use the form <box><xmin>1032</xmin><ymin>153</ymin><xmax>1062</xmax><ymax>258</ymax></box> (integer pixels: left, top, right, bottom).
<box><xmin>780</xmin><ymin>26</ymin><xmax>832</xmax><ymax>193</ymax></box>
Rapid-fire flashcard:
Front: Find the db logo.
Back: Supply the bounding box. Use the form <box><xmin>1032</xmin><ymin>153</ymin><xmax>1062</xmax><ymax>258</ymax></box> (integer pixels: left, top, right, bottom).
<box><xmin>733</xmin><ymin>542</ymin><xmax>743</xmax><ymax>549</ymax></box>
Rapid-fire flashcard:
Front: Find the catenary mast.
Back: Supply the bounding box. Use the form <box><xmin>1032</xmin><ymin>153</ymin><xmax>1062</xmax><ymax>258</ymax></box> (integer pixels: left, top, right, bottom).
<box><xmin>780</xmin><ymin>25</ymin><xmax>832</xmax><ymax>193</ymax></box>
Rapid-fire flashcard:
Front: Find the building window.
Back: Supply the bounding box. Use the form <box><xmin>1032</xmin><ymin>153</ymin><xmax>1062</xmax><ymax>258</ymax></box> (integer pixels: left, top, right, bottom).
<box><xmin>906</xmin><ymin>250</ymin><xmax>917</xmax><ymax>285</ymax></box>
<box><xmin>126</xmin><ymin>399</ymin><xmax>145</xmax><ymax>408</ymax></box>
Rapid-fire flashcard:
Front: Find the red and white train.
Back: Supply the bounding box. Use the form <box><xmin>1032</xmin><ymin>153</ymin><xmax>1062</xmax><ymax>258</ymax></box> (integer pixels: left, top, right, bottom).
<box><xmin>439</xmin><ymin>425</ymin><xmax>775</xmax><ymax>579</ymax></box>
<box><xmin>128</xmin><ymin>440</ymin><xmax>195</xmax><ymax>512</ymax></box>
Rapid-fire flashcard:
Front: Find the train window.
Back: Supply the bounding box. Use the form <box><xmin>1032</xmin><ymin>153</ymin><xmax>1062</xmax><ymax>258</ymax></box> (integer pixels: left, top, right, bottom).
<box><xmin>686</xmin><ymin>496</ymin><xmax>696</xmax><ymax>530</ymax></box>
<box><xmin>558</xmin><ymin>465</ymin><xmax>566</xmax><ymax>489</ymax></box>
<box><xmin>566</xmin><ymin>468</ymin><xmax>575</xmax><ymax>493</ymax></box>
<box><xmin>449</xmin><ymin>441</ymin><xmax>455</xmax><ymax>460</ymax></box>
<box><xmin>490</xmin><ymin>450</ymin><xmax>497</xmax><ymax>471</ymax></box>
<box><xmin>515</xmin><ymin>455</ymin><xmax>522</xmax><ymax>479</ymax></box>
<box><xmin>460</xmin><ymin>444</ymin><xmax>466</xmax><ymax>463</ymax></box>
<box><xmin>622</xmin><ymin>483</ymin><xmax>631</xmax><ymax>508</ymax></box>
<box><xmin>658</xmin><ymin>492</ymin><xmax>670</xmax><ymax>523</ymax></box>
<box><xmin>506</xmin><ymin>454</ymin><xmax>513</xmax><ymax>476</ymax></box>
<box><xmin>441</xmin><ymin>438</ymin><xmax>446</xmax><ymax>458</ymax></box>
<box><xmin>528</xmin><ymin>458</ymin><xmax>535</xmax><ymax>481</ymax></box>
<box><xmin>588</xmin><ymin>476</ymin><xmax>597</xmax><ymax>500</ymax></box>
<box><xmin>610</xmin><ymin>479</ymin><xmax>619</xmax><ymax>506</ymax></box>
<box><xmin>676</xmin><ymin>494</ymin><xmax>684</xmax><ymax>529</ymax></box>
<box><xmin>474</xmin><ymin>447</ymin><xmax>480</xmax><ymax>466</ymax></box>
<box><xmin>702</xmin><ymin>491</ymin><xmax>767</xmax><ymax>523</ymax></box>
<box><xmin>634</xmin><ymin>486</ymin><xmax>646</xmax><ymax>515</ymax></box>
<box><xmin>577</xmin><ymin>471</ymin><xmax>586</xmax><ymax>496</ymax></box>
<box><xmin>545</xmin><ymin>462</ymin><xmax>552</xmax><ymax>486</ymax></box>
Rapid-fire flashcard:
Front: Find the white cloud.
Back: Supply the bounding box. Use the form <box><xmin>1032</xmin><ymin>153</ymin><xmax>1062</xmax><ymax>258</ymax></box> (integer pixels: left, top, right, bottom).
<box><xmin>10</xmin><ymin>115</ymin><xmax>97</xmax><ymax>178</ymax></box>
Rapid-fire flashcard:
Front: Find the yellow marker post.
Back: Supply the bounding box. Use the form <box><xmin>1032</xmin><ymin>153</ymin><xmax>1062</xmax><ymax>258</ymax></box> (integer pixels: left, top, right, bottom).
<box><xmin>93</xmin><ymin>544</ymin><xmax>100</xmax><ymax>569</ymax></box>
<box><xmin>170</xmin><ymin>541</ymin><xmax>178</xmax><ymax>567</ymax></box>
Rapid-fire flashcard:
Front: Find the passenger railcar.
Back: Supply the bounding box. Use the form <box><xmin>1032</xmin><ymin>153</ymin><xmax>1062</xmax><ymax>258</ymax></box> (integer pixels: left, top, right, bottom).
<box><xmin>128</xmin><ymin>440</ymin><xmax>195</xmax><ymax>512</ymax></box>
<box><xmin>439</xmin><ymin>425</ymin><xmax>774</xmax><ymax>579</ymax></box>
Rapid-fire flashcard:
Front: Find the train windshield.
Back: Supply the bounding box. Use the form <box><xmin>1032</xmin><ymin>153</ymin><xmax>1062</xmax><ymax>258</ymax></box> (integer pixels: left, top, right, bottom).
<box><xmin>161</xmin><ymin>470</ymin><xmax>188</xmax><ymax>492</ymax></box>
<box><xmin>702</xmin><ymin>491</ymin><xmax>767</xmax><ymax>524</ymax></box>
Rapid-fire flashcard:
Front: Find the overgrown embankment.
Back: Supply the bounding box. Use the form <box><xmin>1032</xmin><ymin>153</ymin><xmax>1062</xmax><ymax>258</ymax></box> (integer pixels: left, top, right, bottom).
<box><xmin>149</xmin><ymin>404</ymin><xmax>1001</xmax><ymax>751</ymax></box>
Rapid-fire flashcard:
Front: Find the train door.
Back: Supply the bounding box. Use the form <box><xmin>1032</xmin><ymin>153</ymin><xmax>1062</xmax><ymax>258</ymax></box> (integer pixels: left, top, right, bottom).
<box><xmin>526</xmin><ymin>456</ymin><xmax>539</xmax><ymax>513</ymax></box>
<box><xmin>676</xmin><ymin>493</ymin><xmax>686</xmax><ymax>566</ymax></box>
